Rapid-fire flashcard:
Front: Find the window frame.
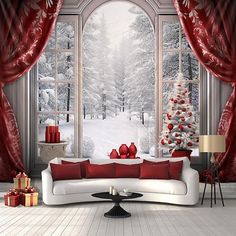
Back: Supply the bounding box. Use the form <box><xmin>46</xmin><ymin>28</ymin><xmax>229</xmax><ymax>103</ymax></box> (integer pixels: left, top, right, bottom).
<box><xmin>30</xmin><ymin>15</ymin><xmax>81</xmax><ymax>174</ymax></box>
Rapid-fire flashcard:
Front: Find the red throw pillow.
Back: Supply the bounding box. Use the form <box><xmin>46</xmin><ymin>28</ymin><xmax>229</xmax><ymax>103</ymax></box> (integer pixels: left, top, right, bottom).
<box><xmin>169</xmin><ymin>161</ymin><xmax>183</xmax><ymax>180</ymax></box>
<box><xmin>61</xmin><ymin>160</ymin><xmax>90</xmax><ymax>178</ymax></box>
<box><xmin>140</xmin><ymin>163</ymin><xmax>169</xmax><ymax>179</ymax></box>
<box><xmin>86</xmin><ymin>163</ymin><xmax>115</xmax><ymax>178</ymax></box>
<box><xmin>115</xmin><ymin>163</ymin><xmax>140</xmax><ymax>178</ymax></box>
<box><xmin>50</xmin><ymin>163</ymin><xmax>81</xmax><ymax>181</ymax></box>
<box><xmin>143</xmin><ymin>159</ymin><xmax>169</xmax><ymax>165</ymax></box>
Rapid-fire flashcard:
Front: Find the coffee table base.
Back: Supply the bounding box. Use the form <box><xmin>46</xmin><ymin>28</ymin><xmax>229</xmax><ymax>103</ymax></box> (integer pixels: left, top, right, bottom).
<box><xmin>104</xmin><ymin>204</ymin><xmax>131</xmax><ymax>218</ymax></box>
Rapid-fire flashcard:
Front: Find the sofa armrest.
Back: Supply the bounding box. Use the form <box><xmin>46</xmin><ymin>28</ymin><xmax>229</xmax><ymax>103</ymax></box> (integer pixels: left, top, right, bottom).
<box><xmin>41</xmin><ymin>167</ymin><xmax>54</xmax><ymax>205</ymax></box>
<box><xmin>181</xmin><ymin>168</ymin><xmax>199</xmax><ymax>203</ymax></box>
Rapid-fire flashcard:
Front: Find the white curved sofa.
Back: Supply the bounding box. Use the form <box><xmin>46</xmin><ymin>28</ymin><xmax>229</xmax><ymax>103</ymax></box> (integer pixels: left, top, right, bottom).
<box><xmin>41</xmin><ymin>157</ymin><xmax>199</xmax><ymax>206</ymax></box>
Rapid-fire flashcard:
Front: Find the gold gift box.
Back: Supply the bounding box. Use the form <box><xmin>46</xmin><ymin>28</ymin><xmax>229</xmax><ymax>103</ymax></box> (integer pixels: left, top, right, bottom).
<box><xmin>13</xmin><ymin>177</ymin><xmax>31</xmax><ymax>190</ymax></box>
<box><xmin>22</xmin><ymin>192</ymin><xmax>38</xmax><ymax>207</ymax></box>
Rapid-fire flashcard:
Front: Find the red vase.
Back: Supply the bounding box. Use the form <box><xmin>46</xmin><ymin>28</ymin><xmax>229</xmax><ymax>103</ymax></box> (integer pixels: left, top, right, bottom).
<box><xmin>120</xmin><ymin>154</ymin><xmax>128</xmax><ymax>159</ymax></box>
<box><xmin>171</xmin><ymin>150</ymin><xmax>192</xmax><ymax>160</ymax></box>
<box><xmin>119</xmin><ymin>144</ymin><xmax>129</xmax><ymax>155</ymax></box>
<box><xmin>129</xmin><ymin>142</ymin><xmax>137</xmax><ymax>158</ymax></box>
<box><xmin>110</xmin><ymin>149</ymin><xmax>119</xmax><ymax>159</ymax></box>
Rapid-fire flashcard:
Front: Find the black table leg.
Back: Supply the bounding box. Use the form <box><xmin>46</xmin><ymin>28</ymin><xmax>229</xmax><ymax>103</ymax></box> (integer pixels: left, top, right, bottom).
<box><xmin>104</xmin><ymin>202</ymin><xmax>131</xmax><ymax>218</ymax></box>
<box><xmin>214</xmin><ymin>182</ymin><xmax>216</xmax><ymax>204</ymax></box>
<box><xmin>201</xmin><ymin>176</ymin><xmax>208</xmax><ymax>205</ymax></box>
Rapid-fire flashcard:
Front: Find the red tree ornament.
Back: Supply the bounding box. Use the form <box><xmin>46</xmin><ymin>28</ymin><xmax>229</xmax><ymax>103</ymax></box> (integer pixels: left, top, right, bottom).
<box><xmin>167</xmin><ymin>124</ymin><xmax>174</xmax><ymax>130</ymax></box>
<box><xmin>161</xmin><ymin>139</ymin><xmax>165</xmax><ymax>145</ymax></box>
<box><xmin>188</xmin><ymin>112</ymin><xmax>192</xmax><ymax>116</ymax></box>
<box><xmin>174</xmin><ymin>100</ymin><xmax>178</xmax><ymax>103</ymax></box>
<box><xmin>187</xmin><ymin>142</ymin><xmax>193</xmax><ymax>146</ymax></box>
<box><xmin>168</xmin><ymin>140</ymin><xmax>172</xmax><ymax>144</ymax></box>
<box><xmin>178</xmin><ymin>124</ymin><xmax>184</xmax><ymax>130</ymax></box>
<box><xmin>176</xmin><ymin>139</ymin><xmax>181</xmax><ymax>144</ymax></box>
<box><xmin>188</xmin><ymin>124</ymin><xmax>192</xmax><ymax>128</ymax></box>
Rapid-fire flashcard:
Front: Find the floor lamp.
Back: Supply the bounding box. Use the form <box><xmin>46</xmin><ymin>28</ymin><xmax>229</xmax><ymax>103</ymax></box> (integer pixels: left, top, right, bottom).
<box><xmin>199</xmin><ymin>135</ymin><xmax>225</xmax><ymax>207</ymax></box>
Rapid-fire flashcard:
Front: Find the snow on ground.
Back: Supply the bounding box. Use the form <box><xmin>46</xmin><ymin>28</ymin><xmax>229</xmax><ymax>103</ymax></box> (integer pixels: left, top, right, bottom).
<box><xmin>83</xmin><ymin>111</ymin><xmax>153</xmax><ymax>158</ymax></box>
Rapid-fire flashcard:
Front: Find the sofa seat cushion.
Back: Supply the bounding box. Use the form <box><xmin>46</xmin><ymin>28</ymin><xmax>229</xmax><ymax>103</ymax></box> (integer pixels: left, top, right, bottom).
<box><xmin>53</xmin><ymin>178</ymin><xmax>187</xmax><ymax>195</ymax></box>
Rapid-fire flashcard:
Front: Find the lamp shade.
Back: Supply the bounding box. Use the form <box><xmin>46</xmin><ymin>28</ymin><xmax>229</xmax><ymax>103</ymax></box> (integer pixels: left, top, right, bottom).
<box><xmin>199</xmin><ymin>135</ymin><xmax>225</xmax><ymax>153</ymax></box>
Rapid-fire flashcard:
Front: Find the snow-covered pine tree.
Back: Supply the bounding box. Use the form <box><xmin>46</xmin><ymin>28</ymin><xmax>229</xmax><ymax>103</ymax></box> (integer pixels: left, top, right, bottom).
<box><xmin>125</xmin><ymin>6</ymin><xmax>155</xmax><ymax>124</ymax></box>
<box><xmin>160</xmin><ymin>72</ymin><xmax>199</xmax><ymax>152</ymax></box>
<box><xmin>83</xmin><ymin>14</ymin><xmax>101</xmax><ymax>119</ymax></box>
<box><xmin>95</xmin><ymin>14</ymin><xmax>117</xmax><ymax>119</ymax></box>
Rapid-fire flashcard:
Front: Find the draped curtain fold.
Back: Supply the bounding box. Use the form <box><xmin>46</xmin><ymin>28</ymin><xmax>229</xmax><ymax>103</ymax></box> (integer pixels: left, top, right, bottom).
<box><xmin>0</xmin><ymin>0</ymin><xmax>63</xmax><ymax>181</ymax></box>
<box><xmin>173</xmin><ymin>0</ymin><xmax>236</xmax><ymax>181</ymax></box>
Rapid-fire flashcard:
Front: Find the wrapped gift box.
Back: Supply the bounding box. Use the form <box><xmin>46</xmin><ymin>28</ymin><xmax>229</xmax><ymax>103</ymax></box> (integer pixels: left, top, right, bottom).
<box><xmin>4</xmin><ymin>190</ymin><xmax>20</xmax><ymax>207</ymax></box>
<box><xmin>13</xmin><ymin>172</ymin><xmax>31</xmax><ymax>190</ymax></box>
<box><xmin>21</xmin><ymin>192</ymin><xmax>38</xmax><ymax>207</ymax></box>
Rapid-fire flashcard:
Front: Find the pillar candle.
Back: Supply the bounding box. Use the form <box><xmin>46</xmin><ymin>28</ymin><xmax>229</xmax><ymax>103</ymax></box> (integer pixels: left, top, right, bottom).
<box><xmin>55</xmin><ymin>132</ymin><xmax>60</xmax><ymax>143</ymax></box>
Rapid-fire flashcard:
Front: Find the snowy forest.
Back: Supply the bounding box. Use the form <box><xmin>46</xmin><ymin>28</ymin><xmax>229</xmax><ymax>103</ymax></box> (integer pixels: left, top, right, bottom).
<box><xmin>83</xmin><ymin>6</ymin><xmax>155</xmax><ymax>124</ymax></box>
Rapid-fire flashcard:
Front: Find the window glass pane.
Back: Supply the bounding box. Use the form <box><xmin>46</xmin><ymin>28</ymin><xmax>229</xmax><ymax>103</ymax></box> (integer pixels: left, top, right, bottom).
<box><xmin>162</xmin><ymin>82</ymin><xmax>174</xmax><ymax>111</ymax></box>
<box><xmin>163</xmin><ymin>22</ymin><xmax>179</xmax><ymax>49</ymax></box>
<box><xmin>46</xmin><ymin>29</ymin><xmax>56</xmax><ymax>50</ymax></box>
<box><xmin>57</xmin><ymin>52</ymin><xmax>74</xmax><ymax>80</ymax></box>
<box><xmin>56</xmin><ymin>22</ymin><xmax>75</xmax><ymax>49</ymax></box>
<box><xmin>163</xmin><ymin>52</ymin><xmax>179</xmax><ymax>80</ymax></box>
<box><xmin>38</xmin><ymin>82</ymin><xmax>56</xmax><ymax>111</ymax></box>
<box><xmin>37</xmin><ymin>114</ymin><xmax>57</xmax><ymax>141</ymax></box>
<box><xmin>187</xmin><ymin>83</ymin><xmax>199</xmax><ymax>112</ymax></box>
<box><xmin>57</xmin><ymin>114</ymin><xmax>74</xmax><ymax>155</ymax></box>
<box><xmin>38</xmin><ymin>52</ymin><xmax>56</xmax><ymax>80</ymax></box>
<box><xmin>57</xmin><ymin>83</ymin><xmax>75</xmax><ymax>111</ymax></box>
<box><xmin>182</xmin><ymin>52</ymin><xmax>199</xmax><ymax>80</ymax></box>
<box><xmin>181</xmin><ymin>30</ymin><xmax>191</xmax><ymax>50</ymax></box>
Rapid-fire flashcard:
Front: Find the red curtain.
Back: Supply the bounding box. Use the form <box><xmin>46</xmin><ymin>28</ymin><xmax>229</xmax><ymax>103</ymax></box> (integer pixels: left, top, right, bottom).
<box><xmin>173</xmin><ymin>0</ymin><xmax>236</xmax><ymax>181</ymax></box>
<box><xmin>0</xmin><ymin>0</ymin><xmax>63</xmax><ymax>181</ymax></box>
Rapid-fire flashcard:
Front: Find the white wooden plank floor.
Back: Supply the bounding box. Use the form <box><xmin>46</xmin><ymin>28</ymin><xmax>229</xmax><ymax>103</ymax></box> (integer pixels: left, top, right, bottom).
<box><xmin>0</xmin><ymin>200</ymin><xmax>236</xmax><ymax>236</ymax></box>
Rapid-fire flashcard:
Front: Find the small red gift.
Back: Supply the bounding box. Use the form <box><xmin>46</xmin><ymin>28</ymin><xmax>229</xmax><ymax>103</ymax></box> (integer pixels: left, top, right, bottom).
<box><xmin>4</xmin><ymin>189</ymin><xmax>20</xmax><ymax>207</ymax></box>
<box><xmin>21</xmin><ymin>187</ymin><xmax>38</xmax><ymax>207</ymax></box>
<box><xmin>13</xmin><ymin>172</ymin><xmax>31</xmax><ymax>190</ymax></box>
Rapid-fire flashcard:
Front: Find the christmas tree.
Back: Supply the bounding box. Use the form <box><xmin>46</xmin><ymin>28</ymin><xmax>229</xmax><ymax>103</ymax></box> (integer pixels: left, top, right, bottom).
<box><xmin>160</xmin><ymin>72</ymin><xmax>199</xmax><ymax>152</ymax></box>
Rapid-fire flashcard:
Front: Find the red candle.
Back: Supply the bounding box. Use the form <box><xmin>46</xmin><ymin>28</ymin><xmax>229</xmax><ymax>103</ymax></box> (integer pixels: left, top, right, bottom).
<box><xmin>48</xmin><ymin>125</ymin><xmax>55</xmax><ymax>133</ymax></box>
<box><xmin>55</xmin><ymin>132</ymin><xmax>60</xmax><ymax>143</ymax></box>
<box><xmin>50</xmin><ymin>133</ymin><xmax>55</xmax><ymax>143</ymax></box>
<box><xmin>55</xmin><ymin>126</ymin><xmax>59</xmax><ymax>132</ymax></box>
<box><xmin>45</xmin><ymin>132</ymin><xmax>50</xmax><ymax>143</ymax></box>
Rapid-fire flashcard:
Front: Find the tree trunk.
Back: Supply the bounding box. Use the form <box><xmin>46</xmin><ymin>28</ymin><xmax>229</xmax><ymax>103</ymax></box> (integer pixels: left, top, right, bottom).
<box><xmin>141</xmin><ymin>108</ymin><xmax>145</xmax><ymax>125</ymax></box>
<box><xmin>83</xmin><ymin>105</ymin><xmax>86</xmax><ymax>119</ymax></box>
<box><xmin>66</xmin><ymin>83</ymin><xmax>70</xmax><ymax>122</ymax></box>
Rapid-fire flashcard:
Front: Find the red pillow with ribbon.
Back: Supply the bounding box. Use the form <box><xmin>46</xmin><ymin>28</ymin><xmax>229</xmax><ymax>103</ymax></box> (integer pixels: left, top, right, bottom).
<box><xmin>50</xmin><ymin>163</ymin><xmax>82</xmax><ymax>181</ymax></box>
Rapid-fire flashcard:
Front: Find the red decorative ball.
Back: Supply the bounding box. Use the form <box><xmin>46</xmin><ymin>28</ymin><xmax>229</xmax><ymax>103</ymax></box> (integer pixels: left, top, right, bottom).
<box><xmin>167</xmin><ymin>124</ymin><xmax>174</xmax><ymax>130</ymax></box>
<box><xmin>175</xmin><ymin>133</ymin><xmax>179</xmax><ymax>137</ymax></box>
<box><xmin>170</xmin><ymin>98</ymin><xmax>174</xmax><ymax>101</ymax></box>
<box><xmin>181</xmin><ymin>117</ymin><xmax>185</xmax><ymax>121</ymax></box>
<box><xmin>187</xmin><ymin>142</ymin><xmax>193</xmax><ymax>146</ymax></box>
<box><xmin>166</xmin><ymin>135</ymin><xmax>169</xmax><ymax>138</ymax></box>
<box><xmin>178</xmin><ymin>124</ymin><xmax>184</xmax><ymax>130</ymax></box>
<box><xmin>161</xmin><ymin>139</ymin><xmax>165</xmax><ymax>145</ymax></box>
<box><xmin>174</xmin><ymin>100</ymin><xmax>178</xmax><ymax>103</ymax></box>
<box><xmin>168</xmin><ymin>140</ymin><xmax>172</xmax><ymax>144</ymax></box>
<box><xmin>176</xmin><ymin>139</ymin><xmax>181</xmax><ymax>144</ymax></box>
<box><xmin>188</xmin><ymin>112</ymin><xmax>192</xmax><ymax>116</ymax></box>
<box><xmin>182</xmin><ymin>108</ymin><xmax>186</xmax><ymax>112</ymax></box>
<box><xmin>167</xmin><ymin>114</ymin><xmax>172</xmax><ymax>120</ymax></box>
<box><xmin>188</xmin><ymin>124</ymin><xmax>191</xmax><ymax>128</ymax></box>
<box><xmin>180</xmin><ymin>100</ymin><xmax>185</xmax><ymax>104</ymax></box>
<box><xmin>176</xmin><ymin>111</ymin><xmax>180</xmax><ymax>115</ymax></box>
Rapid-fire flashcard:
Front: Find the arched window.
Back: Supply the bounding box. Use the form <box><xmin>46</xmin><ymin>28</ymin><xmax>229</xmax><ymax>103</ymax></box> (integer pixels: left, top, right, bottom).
<box><xmin>82</xmin><ymin>2</ymin><xmax>155</xmax><ymax>158</ymax></box>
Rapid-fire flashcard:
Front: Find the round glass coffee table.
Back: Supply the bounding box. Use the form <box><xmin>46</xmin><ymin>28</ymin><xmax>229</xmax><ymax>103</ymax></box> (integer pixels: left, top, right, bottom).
<box><xmin>92</xmin><ymin>192</ymin><xmax>143</xmax><ymax>218</ymax></box>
